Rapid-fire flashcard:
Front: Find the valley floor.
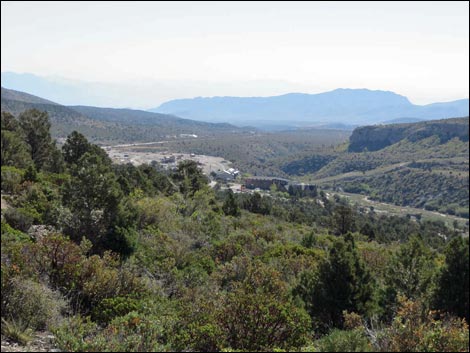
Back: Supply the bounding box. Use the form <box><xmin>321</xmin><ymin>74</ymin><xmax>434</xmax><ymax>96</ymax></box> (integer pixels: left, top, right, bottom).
<box><xmin>334</xmin><ymin>190</ymin><xmax>469</xmax><ymax>230</ymax></box>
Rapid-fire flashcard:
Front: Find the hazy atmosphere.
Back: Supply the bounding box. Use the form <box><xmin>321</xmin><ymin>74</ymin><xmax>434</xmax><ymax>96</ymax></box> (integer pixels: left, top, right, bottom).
<box><xmin>1</xmin><ymin>1</ymin><xmax>469</xmax><ymax>108</ymax></box>
<box><xmin>1</xmin><ymin>2</ymin><xmax>469</xmax><ymax>352</ymax></box>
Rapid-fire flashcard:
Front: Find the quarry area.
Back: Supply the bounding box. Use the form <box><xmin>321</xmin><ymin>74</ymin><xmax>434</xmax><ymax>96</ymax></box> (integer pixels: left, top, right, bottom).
<box><xmin>103</xmin><ymin>144</ymin><xmax>234</xmax><ymax>176</ymax></box>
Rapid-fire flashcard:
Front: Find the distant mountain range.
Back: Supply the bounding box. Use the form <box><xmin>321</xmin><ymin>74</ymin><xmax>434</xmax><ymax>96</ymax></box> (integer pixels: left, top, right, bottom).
<box><xmin>0</xmin><ymin>71</ymin><xmax>319</xmax><ymax>109</ymax></box>
<box><xmin>1</xmin><ymin>87</ymin><xmax>245</xmax><ymax>144</ymax></box>
<box><xmin>2</xmin><ymin>71</ymin><xmax>468</xmax><ymax>130</ymax></box>
<box><xmin>152</xmin><ymin>89</ymin><xmax>469</xmax><ymax>128</ymax></box>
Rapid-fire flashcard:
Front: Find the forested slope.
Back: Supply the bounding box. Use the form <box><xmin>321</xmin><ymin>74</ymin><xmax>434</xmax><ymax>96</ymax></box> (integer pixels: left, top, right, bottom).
<box><xmin>282</xmin><ymin>118</ymin><xmax>470</xmax><ymax>217</ymax></box>
<box><xmin>1</xmin><ymin>109</ymin><xmax>468</xmax><ymax>352</ymax></box>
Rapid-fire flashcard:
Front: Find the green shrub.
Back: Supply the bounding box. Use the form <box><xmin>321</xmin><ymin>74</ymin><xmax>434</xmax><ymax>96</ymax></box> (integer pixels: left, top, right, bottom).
<box><xmin>1</xmin><ymin>230</ymin><xmax>35</xmax><ymax>298</ymax></box>
<box><xmin>92</xmin><ymin>296</ymin><xmax>141</xmax><ymax>324</ymax></box>
<box><xmin>3</xmin><ymin>207</ymin><xmax>35</xmax><ymax>232</ymax></box>
<box><xmin>455</xmin><ymin>207</ymin><xmax>469</xmax><ymax>218</ymax></box>
<box><xmin>38</xmin><ymin>171</ymin><xmax>68</xmax><ymax>183</ymax></box>
<box><xmin>2</xmin><ymin>277</ymin><xmax>67</xmax><ymax>331</ymax></box>
<box><xmin>0</xmin><ymin>221</ymin><xmax>30</xmax><ymax>242</ymax></box>
<box><xmin>23</xmin><ymin>165</ymin><xmax>38</xmax><ymax>182</ymax></box>
<box><xmin>79</xmin><ymin>254</ymin><xmax>147</xmax><ymax>309</ymax></box>
<box><xmin>315</xmin><ymin>329</ymin><xmax>372</xmax><ymax>352</ymax></box>
<box><xmin>134</xmin><ymin>197</ymin><xmax>180</xmax><ymax>231</ymax></box>
<box><xmin>378</xmin><ymin>297</ymin><xmax>470</xmax><ymax>352</ymax></box>
<box><xmin>52</xmin><ymin>315</ymin><xmax>99</xmax><ymax>352</ymax></box>
<box><xmin>1</xmin><ymin>166</ymin><xmax>23</xmax><ymax>194</ymax></box>
<box><xmin>54</xmin><ymin>313</ymin><xmax>168</xmax><ymax>352</ymax></box>
<box><xmin>1</xmin><ymin>318</ymin><xmax>33</xmax><ymax>345</ymax></box>
<box><xmin>103</xmin><ymin>312</ymin><xmax>167</xmax><ymax>352</ymax></box>
<box><xmin>14</xmin><ymin>183</ymin><xmax>50</xmax><ymax>219</ymax></box>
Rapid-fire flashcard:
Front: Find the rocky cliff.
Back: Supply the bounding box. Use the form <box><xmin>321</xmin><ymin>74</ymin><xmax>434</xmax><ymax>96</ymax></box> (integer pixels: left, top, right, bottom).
<box><xmin>348</xmin><ymin>117</ymin><xmax>469</xmax><ymax>152</ymax></box>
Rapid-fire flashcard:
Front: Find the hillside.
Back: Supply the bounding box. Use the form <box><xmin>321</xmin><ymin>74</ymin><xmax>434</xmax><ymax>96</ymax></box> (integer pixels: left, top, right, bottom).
<box><xmin>348</xmin><ymin>117</ymin><xmax>469</xmax><ymax>152</ymax></box>
<box><xmin>1</xmin><ymin>87</ymin><xmax>59</xmax><ymax>105</ymax></box>
<box><xmin>1</xmin><ymin>88</ymin><xmax>118</xmax><ymax>141</ymax></box>
<box><xmin>282</xmin><ymin>117</ymin><xmax>470</xmax><ymax>217</ymax></box>
<box><xmin>70</xmin><ymin>105</ymin><xmax>243</xmax><ymax>132</ymax></box>
<box><xmin>152</xmin><ymin>89</ymin><xmax>469</xmax><ymax>127</ymax></box>
<box><xmin>2</xmin><ymin>107</ymin><xmax>468</xmax><ymax>352</ymax></box>
<box><xmin>1</xmin><ymin>88</ymin><xmax>246</xmax><ymax>144</ymax></box>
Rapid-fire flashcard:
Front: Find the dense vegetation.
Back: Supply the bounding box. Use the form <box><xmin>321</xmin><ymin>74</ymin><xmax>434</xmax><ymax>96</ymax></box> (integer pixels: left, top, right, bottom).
<box><xmin>1</xmin><ymin>109</ymin><xmax>469</xmax><ymax>351</ymax></box>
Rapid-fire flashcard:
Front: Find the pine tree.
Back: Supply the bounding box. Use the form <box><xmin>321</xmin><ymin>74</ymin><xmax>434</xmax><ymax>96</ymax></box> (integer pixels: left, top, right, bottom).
<box><xmin>1</xmin><ymin>112</ymin><xmax>32</xmax><ymax>168</ymax></box>
<box><xmin>62</xmin><ymin>131</ymin><xmax>92</xmax><ymax>165</ymax></box>
<box><xmin>63</xmin><ymin>152</ymin><xmax>127</xmax><ymax>253</ymax></box>
<box><xmin>433</xmin><ymin>237</ymin><xmax>469</xmax><ymax>321</ymax></box>
<box><xmin>222</xmin><ymin>189</ymin><xmax>240</xmax><ymax>217</ymax></box>
<box><xmin>174</xmin><ymin>160</ymin><xmax>208</xmax><ymax>196</ymax></box>
<box><xmin>18</xmin><ymin>109</ymin><xmax>53</xmax><ymax>170</ymax></box>
<box><xmin>333</xmin><ymin>204</ymin><xmax>355</xmax><ymax>235</ymax></box>
<box><xmin>295</xmin><ymin>233</ymin><xmax>376</xmax><ymax>331</ymax></box>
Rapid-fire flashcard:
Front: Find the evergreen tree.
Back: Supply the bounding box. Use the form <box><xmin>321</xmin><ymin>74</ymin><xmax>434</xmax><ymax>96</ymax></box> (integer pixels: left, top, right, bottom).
<box><xmin>433</xmin><ymin>237</ymin><xmax>469</xmax><ymax>321</ymax></box>
<box><xmin>333</xmin><ymin>204</ymin><xmax>355</xmax><ymax>235</ymax></box>
<box><xmin>1</xmin><ymin>111</ymin><xmax>19</xmax><ymax>131</ymax></box>
<box><xmin>1</xmin><ymin>112</ymin><xmax>32</xmax><ymax>168</ymax></box>
<box><xmin>1</xmin><ymin>130</ymin><xmax>32</xmax><ymax>168</ymax></box>
<box><xmin>18</xmin><ymin>109</ymin><xmax>53</xmax><ymax>170</ymax></box>
<box><xmin>63</xmin><ymin>153</ymin><xmax>125</xmax><ymax>251</ymax></box>
<box><xmin>243</xmin><ymin>192</ymin><xmax>272</xmax><ymax>215</ymax></box>
<box><xmin>222</xmin><ymin>189</ymin><xmax>240</xmax><ymax>217</ymax></box>
<box><xmin>43</xmin><ymin>143</ymin><xmax>66</xmax><ymax>173</ymax></box>
<box><xmin>62</xmin><ymin>131</ymin><xmax>92</xmax><ymax>165</ymax></box>
<box><xmin>62</xmin><ymin>131</ymin><xmax>110</xmax><ymax>166</ymax></box>
<box><xmin>173</xmin><ymin>160</ymin><xmax>208</xmax><ymax>196</ymax></box>
<box><xmin>295</xmin><ymin>233</ymin><xmax>376</xmax><ymax>331</ymax></box>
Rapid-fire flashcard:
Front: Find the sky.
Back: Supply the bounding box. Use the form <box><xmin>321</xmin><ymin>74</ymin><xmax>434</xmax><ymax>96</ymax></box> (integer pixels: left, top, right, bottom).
<box><xmin>1</xmin><ymin>1</ymin><xmax>469</xmax><ymax>107</ymax></box>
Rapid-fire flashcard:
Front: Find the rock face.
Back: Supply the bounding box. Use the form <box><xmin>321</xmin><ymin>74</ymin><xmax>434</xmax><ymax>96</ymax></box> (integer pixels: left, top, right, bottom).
<box><xmin>348</xmin><ymin>117</ymin><xmax>469</xmax><ymax>152</ymax></box>
<box><xmin>348</xmin><ymin>125</ymin><xmax>408</xmax><ymax>152</ymax></box>
<box><xmin>27</xmin><ymin>225</ymin><xmax>57</xmax><ymax>241</ymax></box>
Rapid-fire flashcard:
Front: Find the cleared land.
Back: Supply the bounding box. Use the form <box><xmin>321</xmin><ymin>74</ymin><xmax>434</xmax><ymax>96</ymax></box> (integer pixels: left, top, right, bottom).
<box><xmin>104</xmin><ymin>142</ymin><xmax>235</xmax><ymax>175</ymax></box>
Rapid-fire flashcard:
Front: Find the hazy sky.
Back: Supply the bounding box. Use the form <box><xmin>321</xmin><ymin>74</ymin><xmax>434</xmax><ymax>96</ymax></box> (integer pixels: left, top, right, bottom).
<box><xmin>1</xmin><ymin>1</ymin><xmax>469</xmax><ymax>106</ymax></box>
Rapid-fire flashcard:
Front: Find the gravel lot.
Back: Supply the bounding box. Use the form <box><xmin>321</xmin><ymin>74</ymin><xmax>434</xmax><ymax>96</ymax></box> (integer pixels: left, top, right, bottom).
<box><xmin>104</xmin><ymin>145</ymin><xmax>233</xmax><ymax>175</ymax></box>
